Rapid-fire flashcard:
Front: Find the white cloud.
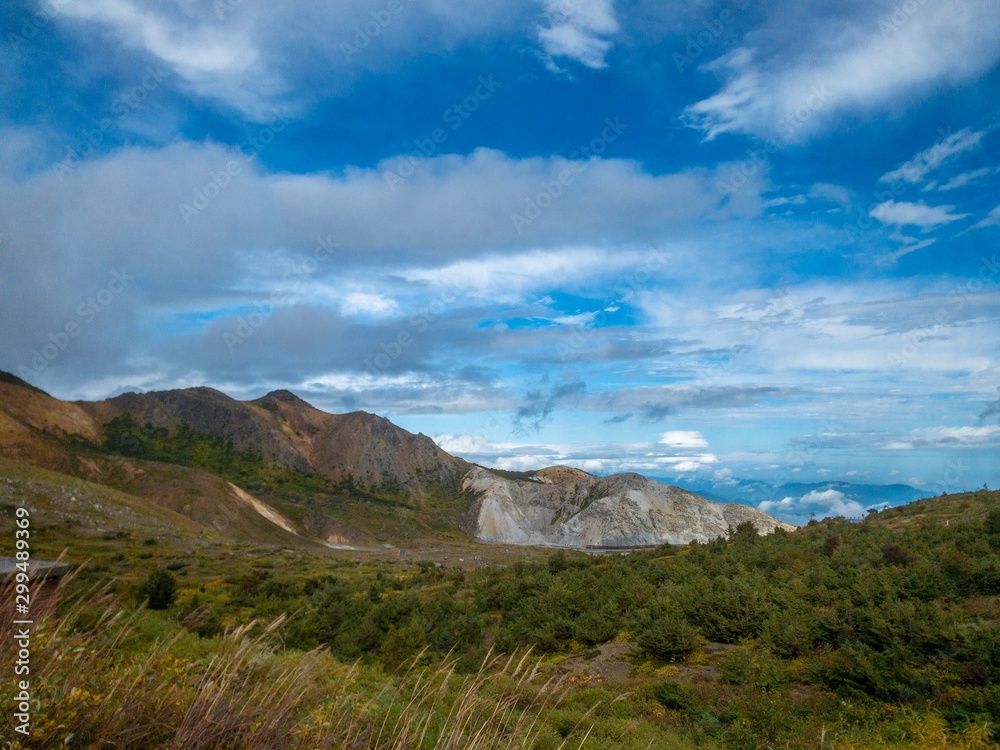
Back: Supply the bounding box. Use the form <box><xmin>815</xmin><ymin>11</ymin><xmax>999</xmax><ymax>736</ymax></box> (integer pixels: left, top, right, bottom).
<box><xmin>759</xmin><ymin>489</ymin><xmax>865</xmax><ymax>520</ymax></box>
<box><xmin>682</xmin><ymin>1</ymin><xmax>1000</xmax><ymax>141</ymax></box>
<box><xmin>810</xmin><ymin>183</ymin><xmax>853</xmax><ymax>208</ymax></box>
<box><xmin>879</xmin><ymin>128</ymin><xmax>986</xmax><ymax>184</ymax></box>
<box><xmin>655</xmin><ymin>454</ymin><xmax>719</xmax><ymax>473</ymax></box>
<box><xmin>870</xmin><ymin>200</ymin><xmax>969</xmax><ymax>229</ymax></box>
<box><xmin>553</xmin><ymin>311</ymin><xmax>600</xmax><ymax>327</ymax></box>
<box><xmin>969</xmin><ymin>205</ymin><xmax>1000</xmax><ymax>231</ymax></box>
<box><xmin>885</xmin><ymin>425</ymin><xmax>1000</xmax><ymax>450</ymax></box>
<box><xmin>53</xmin><ymin>0</ymin><xmax>535</xmax><ymax>118</ymax></box>
<box><xmin>537</xmin><ymin>0</ymin><xmax>619</xmax><ymax>71</ymax></box>
<box><xmin>55</xmin><ymin>0</ymin><xmax>274</xmax><ymax>118</ymax></box>
<box><xmin>340</xmin><ymin>292</ymin><xmax>398</xmax><ymax>317</ymax></box>
<box><xmin>937</xmin><ymin>167</ymin><xmax>994</xmax><ymax>191</ymax></box>
<box><xmin>400</xmin><ymin>248</ymin><xmax>637</xmax><ymax>303</ymax></box>
<box><xmin>659</xmin><ymin>430</ymin><xmax>709</xmax><ymax>449</ymax></box>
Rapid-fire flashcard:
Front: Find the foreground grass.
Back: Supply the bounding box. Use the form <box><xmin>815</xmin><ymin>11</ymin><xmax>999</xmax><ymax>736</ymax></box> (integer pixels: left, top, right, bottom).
<box><xmin>2</xmin><ymin>583</ymin><xmax>575</xmax><ymax>749</ymax></box>
<box><xmin>2</xmin><ymin>578</ymin><xmax>995</xmax><ymax>750</ymax></box>
<box><xmin>4</xmin><ymin>458</ymin><xmax>1000</xmax><ymax>749</ymax></box>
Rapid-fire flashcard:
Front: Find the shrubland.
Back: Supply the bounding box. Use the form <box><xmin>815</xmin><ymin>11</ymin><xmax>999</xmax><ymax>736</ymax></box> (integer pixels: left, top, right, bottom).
<box><xmin>3</xmin><ymin>453</ymin><xmax>999</xmax><ymax>748</ymax></box>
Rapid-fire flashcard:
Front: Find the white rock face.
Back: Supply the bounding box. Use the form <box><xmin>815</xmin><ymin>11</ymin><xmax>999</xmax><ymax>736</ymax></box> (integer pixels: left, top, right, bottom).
<box><xmin>464</xmin><ymin>466</ymin><xmax>795</xmax><ymax>547</ymax></box>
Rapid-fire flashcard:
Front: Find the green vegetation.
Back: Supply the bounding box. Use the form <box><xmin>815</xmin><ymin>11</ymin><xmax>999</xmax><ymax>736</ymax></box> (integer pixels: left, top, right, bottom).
<box><xmin>102</xmin><ymin>414</ymin><xmax>336</xmax><ymax>502</ymax></box>
<box><xmin>4</xmin><ymin>450</ymin><xmax>1000</xmax><ymax>748</ymax></box>
<box><xmin>138</xmin><ymin>568</ymin><xmax>177</xmax><ymax>610</ymax></box>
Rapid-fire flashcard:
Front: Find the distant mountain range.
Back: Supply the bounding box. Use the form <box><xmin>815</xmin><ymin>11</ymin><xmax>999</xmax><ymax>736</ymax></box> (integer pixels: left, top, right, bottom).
<box><xmin>658</xmin><ymin>475</ymin><xmax>935</xmax><ymax>524</ymax></box>
<box><xmin>0</xmin><ymin>371</ymin><xmax>792</xmax><ymax>548</ymax></box>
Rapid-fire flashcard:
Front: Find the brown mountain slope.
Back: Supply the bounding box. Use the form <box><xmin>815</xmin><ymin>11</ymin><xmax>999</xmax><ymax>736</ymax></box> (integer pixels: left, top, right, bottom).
<box><xmin>0</xmin><ymin>378</ymin><xmax>100</xmax><ymax>475</ymax></box>
<box><xmin>74</xmin><ymin>386</ymin><xmax>470</xmax><ymax>496</ymax></box>
<box><xmin>0</xmin><ymin>372</ymin><xmax>795</xmax><ymax>549</ymax></box>
<box><xmin>248</xmin><ymin>389</ymin><xmax>469</xmax><ymax>493</ymax></box>
<box><xmin>0</xmin><ymin>378</ymin><xmax>308</xmax><ymax>544</ymax></box>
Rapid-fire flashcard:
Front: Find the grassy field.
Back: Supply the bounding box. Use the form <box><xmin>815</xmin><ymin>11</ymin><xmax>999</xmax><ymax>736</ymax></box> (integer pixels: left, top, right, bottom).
<box><xmin>2</xmin><ymin>458</ymin><xmax>1000</xmax><ymax>749</ymax></box>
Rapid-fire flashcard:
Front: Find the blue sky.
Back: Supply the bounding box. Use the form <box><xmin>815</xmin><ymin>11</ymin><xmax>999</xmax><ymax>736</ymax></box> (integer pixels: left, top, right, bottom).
<box><xmin>1</xmin><ymin>0</ymin><xmax>999</xmax><ymax>519</ymax></box>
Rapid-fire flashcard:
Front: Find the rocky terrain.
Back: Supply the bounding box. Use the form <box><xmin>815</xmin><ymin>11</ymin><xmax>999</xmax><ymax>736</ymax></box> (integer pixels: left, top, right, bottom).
<box><xmin>0</xmin><ymin>372</ymin><xmax>793</xmax><ymax>548</ymax></box>
<box><xmin>465</xmin><ymin>465</ymin><xmax>795</xmax><ymax>547</ymax></box>
<box><xmin>78</xmin><ymin>386</ymin><xmax>469</xmax><ymax>495</ymax></box>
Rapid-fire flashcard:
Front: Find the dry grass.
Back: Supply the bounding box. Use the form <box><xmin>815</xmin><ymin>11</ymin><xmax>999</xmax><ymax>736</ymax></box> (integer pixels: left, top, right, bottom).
<box><xmin>0</xmin><ymin>574</ymin><xmax>582</xmax><ymax>750</ymax></box>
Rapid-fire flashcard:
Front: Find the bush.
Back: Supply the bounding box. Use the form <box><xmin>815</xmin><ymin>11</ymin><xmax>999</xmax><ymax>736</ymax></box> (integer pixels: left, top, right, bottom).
<box><xmin>138</xmin><ymin>569</ymin><xmax>177</xmax><ymax>610</ymax></box>
<box><xmin>638</xmin><ymin>613</ymin><xmax>702</xmax><ymax>661</ymax></box>
<box><xmin>719</xmin><ymin>642</ymin><xmax>787</xmax><ymax>691</ymax></box>
<box><xmin>650</xmin><ymin>680</ymin><xmax>696</xmax><ymax>712</ymax></box>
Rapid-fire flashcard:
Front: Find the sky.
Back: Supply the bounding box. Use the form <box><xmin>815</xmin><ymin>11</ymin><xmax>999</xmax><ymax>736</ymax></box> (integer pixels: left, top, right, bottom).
<box><xmin>1</xmin><ymin>0</ymin><xmax>999</xmax><ymax>522</ymax></box>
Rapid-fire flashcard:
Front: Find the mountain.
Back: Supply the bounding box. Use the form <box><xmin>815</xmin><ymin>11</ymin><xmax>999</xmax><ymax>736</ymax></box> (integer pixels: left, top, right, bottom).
<box><xmin>465</xmin><ymin>465</ymin><xmax>795</xmax><ymax>547</ymax></box>
<box><xmin>664</xmin><ymin>475</ymin><xmax>934</xmax><ymax>523</ymax></box>
<box><xmin>78</xmin><ymin>386</ymin><xmax>469</xmax><ymax>495</ymax></box>
<box><xmin>0</xmin><ymin>372</ymin><xmax>793</xmax><ymax>549</ymax></box>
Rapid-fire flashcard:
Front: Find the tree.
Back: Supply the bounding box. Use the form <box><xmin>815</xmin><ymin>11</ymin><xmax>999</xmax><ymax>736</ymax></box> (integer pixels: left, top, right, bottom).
<box><xmin>638</xmin><ymin>613</ymin><xmax>702</xmax><ymax>661</ymax></box>
<box><xmin>139</xmin><ymin>569</ymin><xmax>177</xmax><ymax>610</ymax></box>
<box><xmin>727</xmin><ymin>521</ymin><xmax>759</xmax><ymax>545</ymax></box>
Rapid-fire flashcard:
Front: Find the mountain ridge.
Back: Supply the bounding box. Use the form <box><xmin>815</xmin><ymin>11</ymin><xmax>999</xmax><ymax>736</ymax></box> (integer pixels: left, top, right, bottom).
<box><xmin>0</xmin><ymin>371</ymin><xmax>793</xmax><ymax>548</ymax></box>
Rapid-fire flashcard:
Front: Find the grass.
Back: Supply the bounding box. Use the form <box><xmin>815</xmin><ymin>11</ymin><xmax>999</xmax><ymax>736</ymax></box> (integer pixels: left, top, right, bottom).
<box><xmin>0</xmin><ymin>574</ymin><xmax>591</xmax><ymax>750</ymax></box>
<box><xmin>4</xmin><ymin>455</ymin><xmax>1000</xmax><ymax>749</ymax></box>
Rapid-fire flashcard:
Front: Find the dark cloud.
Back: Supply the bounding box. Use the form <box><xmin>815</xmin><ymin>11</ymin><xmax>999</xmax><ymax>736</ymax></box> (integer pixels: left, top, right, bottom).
<box><xmin>513</xmin><ymin>380</ymin><xmax>587</xmax><ymax>433</ymax></box>
<box><xmin>979</xmin><ymin>387</ymin><xmax>1000</xmax><ymax>424</ymax></box>
<box><xmin>640</xmin><ymin>403</ymin><xmax>676</xmax><ymax>421</ymax></box>
<box><xmin>604</xmin><ymin>413</ymin><xmax>633</xmax><ymax>424</ymax></box>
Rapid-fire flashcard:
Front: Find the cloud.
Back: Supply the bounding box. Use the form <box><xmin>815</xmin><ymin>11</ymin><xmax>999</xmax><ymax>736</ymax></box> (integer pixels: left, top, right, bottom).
<box><xmin>810</xmin><ymin>183</ymin><xmax>853</xmax><ymax>209</ymax></box>
<box><xmin>537</xmin><ymin>0</ymin><xmax>619</xmax><ymax>71</ymax></box>
<box><xmin>681</xmin><ymin>1</ymin><xmax>1000</xmax><ymax>141</ymax></box>
<box><xmin>937</xmin><ymin>167</ymin><xmax>994</xmax><ymax>191</ymax></box>
<box><xmin>52</xmin><ymin>0</ymin><xmax>535</xmax><ymax>118</ymax></box>
<box><xmin>512</xmin><ymin>380</ymin><xmax>587</xmax><ymax>433</ymax></box>
<box><xmin>968</xmin><ymin>205</ymin><xmax>1000</xmax><ymax>231</ymax></box>
<box><xmin>869</xmin><ymin>200</ymin><xmax>970</xmax><ymax>229</ymax></box>
<box><xmin>759</xmin><ymin>489</ymin><xmax>865</xmax><ymax>521</ymax></box>
<box><xmin>980</xmin><ymin>388</ymin><xmax>1000</xmax><ymax>424</ymax></box>
<box><xmin>340</xmin><ymin>292</ymin><xmax>398</xmax><ymax>317</ymax></box>
<box><xmin>656</xmin><ymin>454</ymin><xmax>719</xmax><ymax>473</ymax></box>
<box><xmin>604</xmin><ymin>413</ymin><xmax>633</xmax><ymax>424</ymax></box>
<box><xmin>659</xmin><ymin>430</ymin><xmax>709</xmax><ymax>449</ymax></box>
<box><xmin>879</xmin><ymin>128</ymin><xmax>987</xmax><ymax>184</ymax></box>
<box><xmin>885</xmin><ymin>425</ymin><xmax>1000</xmax><ymax>450</ymax></box>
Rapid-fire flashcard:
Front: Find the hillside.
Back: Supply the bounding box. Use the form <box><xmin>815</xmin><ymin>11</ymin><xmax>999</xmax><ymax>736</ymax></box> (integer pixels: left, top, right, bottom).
<box><xmin>465</xmin><ymin>465</ymin><xmax>795</xmax><ymax>547</ymax></box>
<box><xmin>5</xmin><ymin>472</ymin><xmax>998</xmax><ymax>749</ymax></box>
<box><xmin>79</xmin><ymin>386</ymin><xmax>469</xmax><ymax>495</ymax></box>
<box><xmin>0</xmin><ymin>372</ymin><xmax>793</xmax><ymax>550</ymax></box>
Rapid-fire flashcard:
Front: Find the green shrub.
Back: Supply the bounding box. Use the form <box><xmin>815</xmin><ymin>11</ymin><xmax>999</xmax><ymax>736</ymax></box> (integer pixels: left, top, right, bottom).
<box><xmin>719</xmin><ymin>642</ymin><xmax>787</xmax><ymax>691</ymax></box>
<box><xmin>138</xmin><ymin>569</ymin><xmax>177</xmax><ymax>610</ymax></box>
<box><xmin>637</xmin><ymin>613</ymin><xmax>702</xmax><ymax>661</ymax></box>
<box><xmin>650</xmin><ymin>679</ymin><xmax>696</xmax><ymax>712</ymax></box>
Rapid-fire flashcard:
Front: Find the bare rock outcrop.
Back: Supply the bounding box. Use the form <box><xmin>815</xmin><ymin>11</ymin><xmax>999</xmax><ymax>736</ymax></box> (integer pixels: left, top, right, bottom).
<box><xmin>464</xmin><ymin>465</ymin><xmax>795</xmax><ymax>548</ymax></box>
